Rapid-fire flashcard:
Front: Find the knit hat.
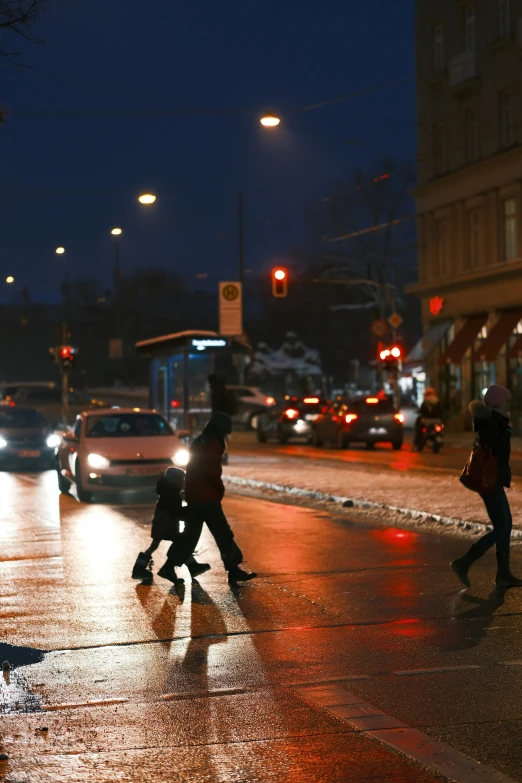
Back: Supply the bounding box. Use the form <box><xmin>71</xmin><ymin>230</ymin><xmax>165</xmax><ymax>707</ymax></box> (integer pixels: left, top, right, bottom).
<box><xmin>164</xmin><ymin>467</ymin><xmax>185</xmax><ymax>487</ymax></box>
<box><xmin>208</xmin><ymin>411</ymin><xmax>233</xmax><ymax>436</ymax></box>
<box><xmin>483</xmin><ymin>384</ymin><xmax>511</xmax><ymax>409</ymax></box>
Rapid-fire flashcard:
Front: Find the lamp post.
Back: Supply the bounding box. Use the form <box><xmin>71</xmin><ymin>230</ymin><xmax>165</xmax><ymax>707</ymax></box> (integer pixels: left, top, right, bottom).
<box><xmin>110</xmin><ymin>227</ymin><xmax>123</xmax><ymax>284</ymax></box>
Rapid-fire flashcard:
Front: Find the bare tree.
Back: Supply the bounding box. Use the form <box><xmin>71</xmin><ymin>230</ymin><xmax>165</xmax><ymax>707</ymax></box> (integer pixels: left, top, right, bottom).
<box><xmin>0</xmin><ymin>0</ymin><xmax>45</xmax><ymax>63</ymax></box>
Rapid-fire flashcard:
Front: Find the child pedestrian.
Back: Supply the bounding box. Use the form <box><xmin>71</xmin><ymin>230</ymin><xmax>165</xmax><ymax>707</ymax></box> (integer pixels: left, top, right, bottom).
<box><xmin>131</xmin><ymin>466</ymin><xmax>210</xmax><ymax>585</ymax></box>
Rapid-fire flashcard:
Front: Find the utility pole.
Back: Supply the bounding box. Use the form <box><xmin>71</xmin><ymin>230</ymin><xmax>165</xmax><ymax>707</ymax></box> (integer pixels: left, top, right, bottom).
<box><xmin>237</xmin><ymin>190</ymin><xmax>244</xmax><ymax>284</ymax></box>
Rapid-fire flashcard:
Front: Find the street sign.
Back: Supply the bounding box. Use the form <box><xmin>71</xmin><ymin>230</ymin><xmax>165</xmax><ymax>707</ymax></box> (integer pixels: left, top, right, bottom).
<box><xmin>371</xmin><ymin>319</ymin><xmax>388</xmax><ymax>338</ymax></box>
<box><xmin>219</xmin><ymin>281</ymin><xmax>243</xmax><ymax>336</ymax></box>
<box><xmin>388</xmin><ymin>312</ymin><xmax>403</xmax><ymax>329</ymax></box>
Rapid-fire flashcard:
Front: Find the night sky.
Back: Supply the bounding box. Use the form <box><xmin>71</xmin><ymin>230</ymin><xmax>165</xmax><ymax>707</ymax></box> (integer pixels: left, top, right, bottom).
<box><xmin>1</xmin><ymin>0</ymin><xmax>415</xmax><ymax>301</ymax></box>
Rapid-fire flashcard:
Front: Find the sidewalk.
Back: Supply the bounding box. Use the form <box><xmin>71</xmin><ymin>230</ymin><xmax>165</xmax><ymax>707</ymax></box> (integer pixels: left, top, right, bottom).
<box><xmin>444</xmin><ymin>430</ymin><xmax>522</xmax><ymax>454</ymax></box>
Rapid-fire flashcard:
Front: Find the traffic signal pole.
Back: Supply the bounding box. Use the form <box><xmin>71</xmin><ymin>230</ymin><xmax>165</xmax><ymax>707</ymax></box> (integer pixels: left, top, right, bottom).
<box><xmin>60</xmin><ymin>323</ymin><xmax>70</xmax><ymax>425</ymax></box>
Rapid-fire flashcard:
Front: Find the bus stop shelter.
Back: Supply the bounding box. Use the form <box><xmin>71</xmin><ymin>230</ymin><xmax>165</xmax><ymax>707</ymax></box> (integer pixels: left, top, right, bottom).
<box><xmin>135</xmin><ymin>330</ymin><xmax>249</xmax><ymax>432</ymax></box>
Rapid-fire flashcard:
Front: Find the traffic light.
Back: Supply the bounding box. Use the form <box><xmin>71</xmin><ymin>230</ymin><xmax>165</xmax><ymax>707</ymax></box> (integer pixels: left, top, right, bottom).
<box><xmin>271</xmin><ymin>267</ymin><xmax>288</xmax><ymax>298</ymax></box>
<box><xmin>59</xmin><ymin>345</ymin><xmax>77</xmax><ymax>371</ymax></box>
<box><xmin>379</xmin><ymin>344</ymin><xmax>403</xmax><ymax>371</ymax></box>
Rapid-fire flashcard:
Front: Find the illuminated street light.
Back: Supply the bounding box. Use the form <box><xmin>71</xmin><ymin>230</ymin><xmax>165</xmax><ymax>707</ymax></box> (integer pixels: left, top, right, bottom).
<box><xmin>55</xmin><ymin>246</ymin><xmax>65</xmax><ymax>255</ymax></box>
<box><xmin>260</xmin><ymin>113</ymin><xmax>281</xmax><ymax>128</ymax></box>
<box><xmin>5</xmin><ymin>276</ymin><xmax>14</xmax><ymax>284</ymax></box>
<box><xmin>138</xmin><ymin>193</ymin><xmax>156</xmax><ymax>205</ymax></box>
<box><xmin>111</xmin><ymin>227</ymin><xmax>123</xmax><ymax>235</ymax></box>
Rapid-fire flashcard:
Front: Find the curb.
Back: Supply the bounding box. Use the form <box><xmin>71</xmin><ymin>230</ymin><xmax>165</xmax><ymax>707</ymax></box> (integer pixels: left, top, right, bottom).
<box><xmin>224</xmin><ymin>474</ymin><xmax>522</xmax><ymax>540</ymax></box>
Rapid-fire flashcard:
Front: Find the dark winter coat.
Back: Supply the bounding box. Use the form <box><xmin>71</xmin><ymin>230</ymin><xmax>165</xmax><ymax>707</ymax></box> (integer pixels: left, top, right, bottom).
<box><xmin>150</xmin><ymin>468</ymin><xmax>184</xmax><ymax>541</ymax></box>
<box><xmin>185</xmin><ymin>422</ymin><xmax>228</xmax><ymax>504</ymax></box>
<box><xmin>420</xmin><ymin>400</ymin><xmax>443</xmax><ymax>419</ymax></box>
<box><xmin>469</xmin><ymin>400</ymin><xmax>512</xmax><ymax>488</ymax></box>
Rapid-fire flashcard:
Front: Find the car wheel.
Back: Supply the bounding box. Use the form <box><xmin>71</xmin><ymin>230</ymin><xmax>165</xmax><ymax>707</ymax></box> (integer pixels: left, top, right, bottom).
<box><xmin>312</xmin><ymin>429</ymin><xmax>323</xmax><ymax>448</ymax></box>
<box><xmin>277</xmin><ymin>428</ymin><xmax>288</xmax><ymax>445</ymax></box>
<box><xmin>57</xmin><ymin>468</ymin><xmax>71</xmax><ymax>495</ymax></box>
<box><xmin>432</xmin><ymin>442</ymin><xmax>440</xmax><ymax>454</ymax></box>
<box><xmin>392</xmin><ymin>440</ymin><xmax>403</xmax><ymax>451</ymax></box>
<box><xmin>336</xmin><ymin>430</ymin><xmax>348</xmax><ymax>450</ymax></box>
<box><xmin>75</xmin><ymin>462</ymin><xmax>93</xmax><ymax>503</ymax></box>
<box><xmin>256</xmin><ymin>426</ymin><xmax>267</xmax><ymax>443</ymax></box>
<box><xmin>249</xmin><ymin>413</ymin><xmax>260</xmax><ymax>430</ymax></box>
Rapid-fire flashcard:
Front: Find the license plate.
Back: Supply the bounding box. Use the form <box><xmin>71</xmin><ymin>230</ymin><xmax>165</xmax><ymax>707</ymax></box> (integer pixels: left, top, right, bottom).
<box><xmin>18</xmin><ymin>450</ymin><xmax>40</xmax><ymax>458</ymax></box>
<box><xmin>369</xmin><ymin>428</ymin><xmax>387</xmax><ymax>435</ymax></box>
<box><xmin>305</xmin><ymin>414</ymin><xmax>318</xmax><ymax>421</ymax></box>
<box><xmin>126</xmin><ymin>466</ymin><xmax>161</xmax><ymax>477</ymax></box>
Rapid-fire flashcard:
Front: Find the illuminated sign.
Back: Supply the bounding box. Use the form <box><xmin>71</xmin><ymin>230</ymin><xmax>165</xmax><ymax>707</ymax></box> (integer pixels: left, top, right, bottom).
<box><xmin>191</xmin><ymin>339</ymin><xmax>227</xmax><ymax>350</ymax></box>
<box><xmin>430</xmin><ymin>296</ymin><xmax>445</xmax><ymax>316</ymax></box>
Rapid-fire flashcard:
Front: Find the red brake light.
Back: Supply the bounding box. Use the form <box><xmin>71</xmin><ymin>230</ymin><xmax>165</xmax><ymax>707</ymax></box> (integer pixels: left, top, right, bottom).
<box><xmin>303</xmin><ymin>397</ymin><xmax>319</xmax><ymax>404</ymax></box>
<box><xmin>284</xmin><ymin>408</ymin><xmax>299</xmax><ymax>420</ymax></box>
<box><xmin>394</xmin><ymin>413</ymin><xmax>405</xmax><ymax>423</ymax></box>
<box><xmin>265</xmin><ymin>396</ymin><xmax>276</xmax><ymax>406</ymax></box>
<box><xmin>345</xmin><ymin>413</ymin><xmax>358</xmax><ymax>424</ymax></box>
<box><xmin>366</xmin><ymin>397</ymin><xmax>379</xmax><ymax>404</ymax></box>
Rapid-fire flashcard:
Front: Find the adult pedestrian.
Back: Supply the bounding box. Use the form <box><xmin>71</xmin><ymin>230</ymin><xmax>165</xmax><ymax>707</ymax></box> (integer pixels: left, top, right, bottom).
<box><xmin>159</xmin><ymin>411</ymin><xmax>257</xmax><ymax>585</ymax></box>
<box><xmin>452</xmin><ymin>384</ymin><xmax>522</xmax><ymax>588</ymax></box>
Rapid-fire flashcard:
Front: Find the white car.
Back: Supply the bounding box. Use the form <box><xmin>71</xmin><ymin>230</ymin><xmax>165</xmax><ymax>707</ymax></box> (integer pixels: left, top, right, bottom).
<box><xmin>57</xmin><ymin>408</ymin><xmax>190</xmax><ymax>502</ymax></box>
<box><xmin>227</xmin><ymin>385</ymin><xmax>276</xmax><ymax>429</ymax></box>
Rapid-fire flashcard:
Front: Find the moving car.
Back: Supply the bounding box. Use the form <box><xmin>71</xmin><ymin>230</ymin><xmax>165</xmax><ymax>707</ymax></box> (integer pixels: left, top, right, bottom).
<box><xmin>56</xmin><ymin>408</ymin><xmax>190</xmax><ymax>502</ymax></box>
<box><xmin>0</xmin><ymin>382</ymin><xmax>106</xmax><ymax>426</ymax></box>
<box><xmin>256</xmin><ymin>396</ymin><xmax>326</xmax><ymax>444</ymax></box>
<box><xmin>0</xmin><ymin>404</ymin><xmax>60</xmax><ymax>470</ymax></box>
<box><xmin>227</xmin><ymin>385</ymin><xmax>276</xmax><ymax>430</ymax></box>
<box><xmin>312</xmin><ymin>395</ymin><xmax>404</xmax><ymax>450</ymax></box>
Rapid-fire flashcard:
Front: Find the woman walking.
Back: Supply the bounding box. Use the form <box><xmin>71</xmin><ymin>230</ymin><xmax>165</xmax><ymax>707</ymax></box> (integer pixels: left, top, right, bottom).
<box><xmin>452</xmin><ymin>384</ymin><xmax>522</xmax><ymax>588</ymax></box>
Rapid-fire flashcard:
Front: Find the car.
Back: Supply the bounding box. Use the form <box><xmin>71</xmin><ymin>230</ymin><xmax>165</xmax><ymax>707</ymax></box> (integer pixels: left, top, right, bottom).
<box><xmin>227</xmin><ymin>385</ymin><xmax>276</xmax><ymax>430</ymax></box>
<box><xmin>256</xmin><ymin>396</ymin><xmax>326</xmax><ymax>444</ymax></box>
<box><xmin>0</xmin><ymin>403</ymin><xmax>60</xmax><ymax>470</ymax></box>
<box><xmin>56</xmin><ymin>408</ymin><xmax>190</xmax><ymax>502</ymax></box>
<box><xmin>0</xmin><ymin>383</ymin><xmax>106</xmax><ymax>427</ymax></box>
<box><xmin>312</xmin><ymin>394</ymin><xmax>404</xmax><ymax>450</ymax></box>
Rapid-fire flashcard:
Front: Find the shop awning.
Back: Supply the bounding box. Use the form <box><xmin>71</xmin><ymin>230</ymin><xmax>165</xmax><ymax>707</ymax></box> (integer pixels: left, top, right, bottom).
<box><xmin>472</xmin><ymin>310</ymin><xmax>522</xmax><ymax>362</ymax></box>
<box><xmin>439</xmin><ymin>314</ymin><xmax>487</xmax><ymax>365</ymax></box>
<box><xmin>508</xmin><ymin>335</ymin><xmax>522</xmax><ymax>359</ymax></box>
<box><xmin>405</xmin><ymin>319</ymin><xmax>452</xmax><ymax>364</ymax></box>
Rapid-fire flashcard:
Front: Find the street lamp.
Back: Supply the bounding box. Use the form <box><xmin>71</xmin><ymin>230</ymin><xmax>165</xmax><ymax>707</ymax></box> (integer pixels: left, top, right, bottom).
<box><xmin>5</xmin><ymin>276</ymin><xmax>14</xmax><ymax>284</ymax></box>
<box><xmin>55</xmin><ymin>246</ymin><xmax>65</xmax><ymax>255</ymax></box>
<box><xmin>110</xmin><ymin>227</ymin><xmax>123</xmax><ymax>236</ymax></box>
<box><xmin>260</xmin><ymin>112</ymin><xmax>281</xmax><ymax>128</ymax></box>
<box><xmin>138</xmin><ymin>193</ymin><xmax>156</xmax><ymax>205</ymax></box>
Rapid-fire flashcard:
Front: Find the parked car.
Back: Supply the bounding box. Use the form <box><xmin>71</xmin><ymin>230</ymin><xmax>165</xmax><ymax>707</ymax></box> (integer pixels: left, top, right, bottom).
<box><xmin>0</xmin><ymin>383</ymin><xmax>106</xmax><ymax>427</ymax></box>
<box><xmin>227</xmin><ymin>385</ymin><xmax>276</xmax><ymax>430</ymax></box>
<box><xmin>56</xmin><ymin>408</ymin><xmax>189</xmax><ymax>502</ymax></box>
<box><xmin>0</xmin><ymin>404</ymin><xmax>60</xmax><ymax>470</ymax></box>
<box><xmin>257</xmin><ymin>396</ymin><xmax>326</xmax><ymax>444</ymax></box>
<box><xmin>312</xmin><ymin>395</ymin><xmax>404</xmax><ymax>450</ymax></box>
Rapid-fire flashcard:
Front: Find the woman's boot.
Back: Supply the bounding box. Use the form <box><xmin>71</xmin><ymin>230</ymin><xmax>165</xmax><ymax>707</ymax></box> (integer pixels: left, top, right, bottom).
<box><xmin>451</xmin><ymin>543</ymin><xmax>484</xmax><ymax>587</ymax></box>
<box><xmin>157</xmin><ymin>560</ymin><xmax>185</xmax><ymax>586</ymax></box>
<box><xmin>495</xmin><ymin>553</ymin><xmax>522</xmax><ymax>588</ymax></box>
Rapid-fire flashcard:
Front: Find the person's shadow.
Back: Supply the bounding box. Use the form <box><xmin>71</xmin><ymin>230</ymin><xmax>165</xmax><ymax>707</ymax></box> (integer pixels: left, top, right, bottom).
<box><xmin>135</xmin><ymin>582</ymin><xmax>184</xmax><ymax>651</ymax></box>
<box><xmin>181</xmin><ymin>581</ymin><xmax>228</xmax><ymax>680</ymax></box>
<box><xmin>445</xmin><ymin>587</ymin><xmax>507</xmax><ymax>651</ymax></box>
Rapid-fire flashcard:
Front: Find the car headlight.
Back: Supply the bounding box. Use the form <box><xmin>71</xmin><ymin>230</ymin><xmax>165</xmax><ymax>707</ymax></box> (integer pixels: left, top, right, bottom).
<box><xmin>172</xmin><ymin>448</ymin><xmax>190</xmax><ymax>467</ymax></box>
<box><xmin>87</xmin><ymin>453</ymin><xmax>110</xmax><ymax>470</ymax></box>
<box><xmin>46</xmin><ymin>434</ymin><xmax>61</xmax><ymax>449</ymax></box>
<box><xmin>0</xmin><ymin>436</ymin><xmax>7</xmax><ymax>450</ymax></box>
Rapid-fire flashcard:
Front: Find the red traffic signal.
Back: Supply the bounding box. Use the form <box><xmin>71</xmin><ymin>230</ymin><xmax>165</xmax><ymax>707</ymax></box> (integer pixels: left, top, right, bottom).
<box><xmin>271</xmin><ymin>267</ymin><xmax>288</xmax><ymax>298</ymax></box>
<box><xmin>379</xmin><ymin>345</ymin><xmax>402</xmax><ymax>363</ymax></box>
<box><xmin>59</xmin><ymin>345</ymin><xmax>77</xmax><ymax>371</ymax></box>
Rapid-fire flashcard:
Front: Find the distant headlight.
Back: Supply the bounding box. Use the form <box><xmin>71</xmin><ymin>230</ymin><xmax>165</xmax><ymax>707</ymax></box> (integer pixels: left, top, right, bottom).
<box><xmin>87</xmin><ymin>453</ymin><xmax>110</xmax><ymax>469</ymax></box>
<box><xmin>172</xmin><ymin>448</ymin><xmax>190</xmax><ymax>467</ymax></box>
<box><xmin>46</xmin><ymin>434</ymin><xmax>61</xmax><ymax>449</ymax></box>
<box><xmin>0</xmin><ymin>437</ymin><xmax>7</xmax><ymax>449</ymax></box>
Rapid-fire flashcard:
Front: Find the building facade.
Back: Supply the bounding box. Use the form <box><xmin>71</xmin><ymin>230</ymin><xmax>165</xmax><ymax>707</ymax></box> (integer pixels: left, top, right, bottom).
<box><xmin>409</xmin><ymin>0</ymin><xmax>522</xmax><ymax>415</ymax></box>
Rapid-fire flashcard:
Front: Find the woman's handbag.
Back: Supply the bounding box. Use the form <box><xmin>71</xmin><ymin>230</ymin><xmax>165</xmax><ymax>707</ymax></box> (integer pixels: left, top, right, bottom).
<box><xmin>459</xmin><ymin>441</ymin><xmax>498</xmax><ymax>495</ymax></box>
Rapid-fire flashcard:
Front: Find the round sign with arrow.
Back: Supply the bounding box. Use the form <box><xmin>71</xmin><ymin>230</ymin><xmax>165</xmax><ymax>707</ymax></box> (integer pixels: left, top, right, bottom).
<box><xmin>371</xmin><ymin>319</ymin><xmax>388</xmax><ymax>338</ymax></box>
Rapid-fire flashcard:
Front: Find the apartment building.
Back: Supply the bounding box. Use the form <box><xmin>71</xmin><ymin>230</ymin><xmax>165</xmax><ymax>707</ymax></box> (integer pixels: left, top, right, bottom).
<box><xmin>408</xmin><ymin>0</ymin><xmax>522</xmax><ymax>412</ymax></box>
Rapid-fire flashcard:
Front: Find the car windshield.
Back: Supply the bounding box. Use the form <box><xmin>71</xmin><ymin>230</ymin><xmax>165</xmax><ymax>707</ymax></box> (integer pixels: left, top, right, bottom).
<box><xmin>0</xmin><ymin>408</ymin><xmax>47</xmax><ymax>428</ymax></box>
<box><xmin>86</xmin><ymin>413</ymin><xmax>173</xmax><ymax>438</ymax></box>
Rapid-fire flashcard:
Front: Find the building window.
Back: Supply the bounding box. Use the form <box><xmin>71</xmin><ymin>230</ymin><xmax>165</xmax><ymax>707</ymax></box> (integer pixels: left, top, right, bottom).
<box><xmin>433</xmin><ymin>23</ymin><xmax>444</xmax><ymax>73</ymax></box>
<box><xmin>503</xmin><ymin>198</ymin><xmax>518</xmax><ymax>261</ymax></box>
<box><xmin>499</xmin><ymin>0</ymin><xmax>511</xmax><ymax>37</ymax></box>
<box><xmin>465</xmin><ymin>107</ymin><xmax>479</xmax><ymax>162</ymax></box>
<box><xmin>468</xmin><ymin>209</ymin><xmax>481</xmax><ymax>269</ymax></box>
<box><xmin>434</xmin><ymin>122</ymin><xmax>448</xmax><ymax>174</ymax></box>
<box><xmin>500</xmin><ymin>90</ymin><xmax>514</xmax><ymax>148</ymax></box>
<box><xmin>464</xmin><ymin>3</ymin><xmax>476</xmax><ymax>53</ymax></box>
<box><xmin>436</xmin><ymin>218</ymin><xmax>449</xmax><ymax>277</ymax></box>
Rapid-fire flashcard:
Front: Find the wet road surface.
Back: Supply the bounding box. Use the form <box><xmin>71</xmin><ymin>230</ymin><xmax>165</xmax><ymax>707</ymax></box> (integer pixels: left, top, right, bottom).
<box><xmin>1</xmin><ymin>470</ymin><xmax>522</xmax><ymax>781</ymax></box>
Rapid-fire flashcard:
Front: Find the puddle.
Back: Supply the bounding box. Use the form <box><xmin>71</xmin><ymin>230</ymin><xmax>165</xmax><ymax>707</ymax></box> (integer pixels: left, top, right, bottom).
<box><xmin>0</xmin><ymin>644</ymin><xmax>46</xmax><ymax>714</ymax></box>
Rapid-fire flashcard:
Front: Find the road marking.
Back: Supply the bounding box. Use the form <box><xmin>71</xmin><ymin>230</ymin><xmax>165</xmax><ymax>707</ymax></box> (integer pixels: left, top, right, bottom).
<box><xmin>161</xmin><ymin>687</ymin><xmax>256</xmax><ymax>701</ymax></box>
<box><xmin>41</xmin><ymin>698</ymin><xmax>128</xmax><ymax>711</ymax></box>
<box><xmin>294</xmin><ymin>684</ymin><xmax>518</xmax><ymax>783</ymax></box>
<box><xmin>394</xmin><ymin>665</ymin><xmax>480</xmax><ymax>676</ymax></box>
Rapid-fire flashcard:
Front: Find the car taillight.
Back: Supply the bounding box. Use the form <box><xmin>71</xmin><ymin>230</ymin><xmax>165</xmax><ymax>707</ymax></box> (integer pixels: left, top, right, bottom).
<box><xmin>265</xmin><ymin>396</ymin><xmax>276</xmax><ymax>406</ymax></box>
<box><xmin>303</xmin><ymin>397</ymin><xmax>320</xmax><ymax>404</ymax></box>
<box><xmin>366</xmin><ymin>397</ymin><xmax>379</xmax><ymax>404</ymax></box>
<box><xmin>345</xmin><ymin>413</ymin><xmax>358</xmax><ymax>424</ymax></box>
<box><xmin>284</xmin><ymin>408</ymin><xmax>300</xmax><ymax>420</ymax></box>
<box><xmin>435</xmin><ymin>424</ymin><xmax>443</xmax><ymax>433</ymax></box>
<box><xmin>394</xmin><ymin>413</ymin><xmax>405</xmax><ymax>423</ymax></box>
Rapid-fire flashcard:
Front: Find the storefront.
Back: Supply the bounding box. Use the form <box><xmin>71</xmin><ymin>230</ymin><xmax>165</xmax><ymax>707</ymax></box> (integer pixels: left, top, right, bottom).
<box><xmin>135</xmin><ymin>330</ymin><xmax>249</xmax><ymax>431</ymax></box>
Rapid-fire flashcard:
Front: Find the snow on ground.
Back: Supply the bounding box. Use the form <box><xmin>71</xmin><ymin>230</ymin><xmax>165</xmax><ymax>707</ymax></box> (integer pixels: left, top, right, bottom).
<box><xmin>224</xmin><ymin>456</ymin><xmax>522</xmax><ymax>535</ymax></box>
